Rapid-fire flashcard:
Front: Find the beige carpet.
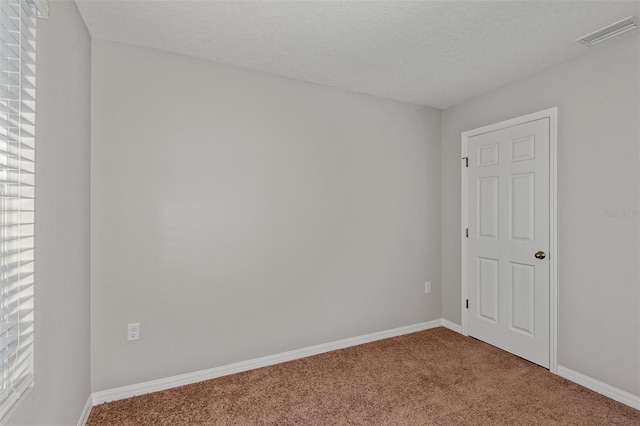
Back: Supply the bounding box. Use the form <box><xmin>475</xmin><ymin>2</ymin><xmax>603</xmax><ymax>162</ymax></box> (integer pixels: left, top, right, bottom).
<box><xmin>87</xmin><ymin>327</ymin><xmax>640</xmax><ymax>425</ymax></box>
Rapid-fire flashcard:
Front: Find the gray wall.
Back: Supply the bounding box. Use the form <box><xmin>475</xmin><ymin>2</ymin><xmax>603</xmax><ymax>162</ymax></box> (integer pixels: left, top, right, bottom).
<box><xmin>6</xmin><ymin>1</ymin><xmax>92</xmax><ymax>425</ymax></box>
<box><xmin>441</xmin><ymin>34</ymin><xmax>640</xmax><ymax>396</ymax></box>
<box><xmin>90</xmin><ymin>41</ymin><xmax>441</xmax><ymax>392</ymax></box>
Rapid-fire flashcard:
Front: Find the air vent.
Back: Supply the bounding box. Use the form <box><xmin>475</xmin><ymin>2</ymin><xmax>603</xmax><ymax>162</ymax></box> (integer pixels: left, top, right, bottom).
<box><xmin>576</xmin><ymin>16</ymin><xmax>639</xmax><ymax>47</ymax></box>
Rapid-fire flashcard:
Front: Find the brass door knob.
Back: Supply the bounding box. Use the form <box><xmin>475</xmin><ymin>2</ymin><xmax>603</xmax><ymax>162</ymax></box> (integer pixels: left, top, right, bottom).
<box><xmin>535</xmin><ymin>251</ymin><xmax>546</xmax><ymax>260</ymax></box>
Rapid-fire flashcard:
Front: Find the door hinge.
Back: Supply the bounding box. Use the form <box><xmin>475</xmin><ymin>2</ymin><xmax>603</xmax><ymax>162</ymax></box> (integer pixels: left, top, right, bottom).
<box><xmin>462</xmin><ymin>157</ymin><xmax>469</xmax><ymax>167</ymax></box>
<box><xmin>466</xmin><ymin>299</ymin><xmax>469</xmax><ymax>309</ymax></box>
<box><xmin>465</xmin><ymin>228</ymin><xmax>469</xmax><ymax>238</ymax></box>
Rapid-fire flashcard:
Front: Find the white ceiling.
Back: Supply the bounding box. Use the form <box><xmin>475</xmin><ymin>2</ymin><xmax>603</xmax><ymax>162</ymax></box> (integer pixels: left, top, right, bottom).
<box><xmin>75</xmin><ymin>0</ymin><xmax>640</xmax><ymax>109</ymax></box>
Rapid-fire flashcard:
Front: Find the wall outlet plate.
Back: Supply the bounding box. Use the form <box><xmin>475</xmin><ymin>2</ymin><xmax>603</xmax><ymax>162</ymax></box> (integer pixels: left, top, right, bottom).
<box><xmin>127</xmin><ymin>323</ymin><xmax>140</xmax><ymax>341</ymax></box>
<box><xmin>425</xmin><ymin>282</ymin><xmax>431</xmax><ymax>294</ymax></box>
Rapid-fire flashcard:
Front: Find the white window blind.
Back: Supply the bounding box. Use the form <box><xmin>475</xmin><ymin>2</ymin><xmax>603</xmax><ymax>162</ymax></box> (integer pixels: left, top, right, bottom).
<box><xmin>0</xmin><ymin>0</ymin><xmax>37</xmax><ymax>419</ymax></box>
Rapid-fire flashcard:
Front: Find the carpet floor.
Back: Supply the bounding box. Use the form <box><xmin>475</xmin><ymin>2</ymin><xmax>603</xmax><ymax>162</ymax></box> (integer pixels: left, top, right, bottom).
<box><xmin>87</xmin><ymin>327</ymin><xmax>640</xmax><ymax>425</ymax></box>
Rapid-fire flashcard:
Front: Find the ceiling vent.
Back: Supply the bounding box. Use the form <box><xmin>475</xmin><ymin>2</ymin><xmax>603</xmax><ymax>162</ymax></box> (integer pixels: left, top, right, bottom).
<box><xmin>576</xmin><ymin>16</ymin><xmax>639</xmax><ymax>47</ymax></box>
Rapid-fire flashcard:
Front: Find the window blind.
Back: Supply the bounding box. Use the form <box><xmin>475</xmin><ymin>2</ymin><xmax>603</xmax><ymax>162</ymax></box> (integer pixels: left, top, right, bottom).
<box><xmin>0</xmin><ymin>0</ymin><xmax>37</xmax><ymax>419</ymax></box>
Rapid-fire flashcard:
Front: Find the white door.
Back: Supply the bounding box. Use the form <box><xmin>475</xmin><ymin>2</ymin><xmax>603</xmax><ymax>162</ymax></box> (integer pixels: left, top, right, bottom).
<box><xmin>466</xmin><ymin>117</ymin><xmax>550</xmax><ymax>368</ymax></box>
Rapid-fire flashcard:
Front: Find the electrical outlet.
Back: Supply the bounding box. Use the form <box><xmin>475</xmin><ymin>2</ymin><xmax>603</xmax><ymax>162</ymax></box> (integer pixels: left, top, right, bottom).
<box><xmin>127</xmin><ymin>323</ymin><xmax>140</xmax><ymax>341</ymax></box>
<box><xmin>425</xmin><ymin>282</ymin><xmax>431</xmax><ymax>294</ymax></box>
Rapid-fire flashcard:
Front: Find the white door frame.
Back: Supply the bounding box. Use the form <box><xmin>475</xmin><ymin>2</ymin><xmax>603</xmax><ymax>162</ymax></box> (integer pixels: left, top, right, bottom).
<box><xmin>461</xmin><ymin>107</ymin><xmax>558</xmax><ymax>374</ymax></box>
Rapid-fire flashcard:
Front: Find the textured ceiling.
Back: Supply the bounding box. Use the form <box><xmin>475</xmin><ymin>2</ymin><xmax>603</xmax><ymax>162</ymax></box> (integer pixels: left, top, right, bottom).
<box><xmin>75</xmin><ymin>1</ymin><xmax>640</xmax><ymax>109</ymax></box>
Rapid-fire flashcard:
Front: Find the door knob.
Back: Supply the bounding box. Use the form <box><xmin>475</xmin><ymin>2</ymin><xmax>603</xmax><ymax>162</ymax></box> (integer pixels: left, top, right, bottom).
<box><xmin>534</xmin><ymin>251</ymin><xmax>546</xmax><ymax>260</ymax></box>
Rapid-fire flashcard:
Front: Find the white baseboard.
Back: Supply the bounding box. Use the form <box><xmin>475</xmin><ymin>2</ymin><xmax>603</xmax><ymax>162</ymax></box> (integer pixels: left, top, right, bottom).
<box><xmin>441</xmin><ymin>319</ymin><xmax>463</xmax><ymax>334</ymax></box>
<box><xmin>92</xmin><ymin>319</ymin><xmax>443</xmax><ymax>405</ymax></box>
<box><xmin>557</xmin><ymin>365</ymin><xmax>640</xmax><ymax>410</ymax></box>
<box><xmin>90</xmin><ymin>325</ymin><xmax>640</xmax><ymax>414</ymax></box>
<box><xmin>77</xmin><ymin>394</ymin><xmax>93</xmax><ymax>426</ymax></box>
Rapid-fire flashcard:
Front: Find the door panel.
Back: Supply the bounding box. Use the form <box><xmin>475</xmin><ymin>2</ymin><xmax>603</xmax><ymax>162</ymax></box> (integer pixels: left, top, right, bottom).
<box><xmin>510</xmin><ymin>173</ymin><xmax>534</xmax><ymax>241</ymax></box>
<box><xmin>510</xmin><ymin>262</ymin><xmax>535</xmax><ymax>335</ymax></box>
<box><xmin>467</xmin><ymin>118</ymin><xmax>550</xmax><ymax>368</ymax></box>
<box><xmin>478</xmin><ymin>257</ymin><xmax>499</xmax><ymax>323</ymax></box>
<box><xmin>478</xmin><ymin>177</ymin><xmax>499</xmax><ymax>239</ymax></box>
